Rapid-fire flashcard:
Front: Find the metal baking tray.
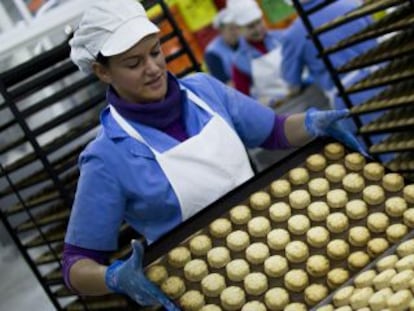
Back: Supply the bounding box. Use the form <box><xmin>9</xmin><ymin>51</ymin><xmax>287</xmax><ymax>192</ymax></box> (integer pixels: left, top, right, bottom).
<box><xmin>370</xmin><ymin>131</ymin><xmax>414</xmax><ymax>155</ymax></box>
<box><xmin>139</xmin><ymin>138</ymin><xmax>414</xmax><ymax>310</ymax></box>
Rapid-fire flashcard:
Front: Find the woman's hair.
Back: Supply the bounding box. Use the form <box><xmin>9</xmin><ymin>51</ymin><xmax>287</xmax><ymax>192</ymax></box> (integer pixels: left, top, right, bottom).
<box><xmin>96</xmin><ymin>52</ymin><xmax>110</xmax><ymax>67</ymax></box>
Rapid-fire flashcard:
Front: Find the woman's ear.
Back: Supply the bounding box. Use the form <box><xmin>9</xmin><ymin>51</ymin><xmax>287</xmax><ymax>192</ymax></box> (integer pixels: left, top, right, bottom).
<box><xmin>91</xmin><ymin>62</ymin><xmax>112</xmax><ymax>84</ymax></box>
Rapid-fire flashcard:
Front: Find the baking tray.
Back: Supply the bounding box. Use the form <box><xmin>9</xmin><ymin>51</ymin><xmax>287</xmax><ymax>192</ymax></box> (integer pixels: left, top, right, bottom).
<box><xmin>337</xmin><ymin>29</ymin><xmax>414</xmax><ymax>74</ymax></box>
<box><xmin>359</xmin><ymin>106</ymin><xmax>414</xmax><ymax>135</ymax></box>
<box><xmin>346</xmin><ymin>55</ymin><xmax>414</xmax><ymax>94</ymax></box>
<box><xmin>387</xmin><ymin>152</ymin><xmax>414</xmax><ymax>172</ymax></box>
<box><xmin>369</xmin><ymin>131</ymin><xmax>414</xmax><ymax>155</ymax></box>
<box><xmin>323</xmin><ymin>5</ymin><xmax>414</xmax><ymax>55</ymax></box>
<box><xmin>141</xmin><ymin>138</ymin><xmax>414</xmax><ymax>310</ymax></box>
<box><xmin>311</xmin><ymin>229</ymin><xmax>414</xmax><ymax>310</ymax></box>
<box><xmin>312</xmin><ymin>0</ymin><xmax>408</xmax><ymax>35</ymax></box>
<box><xmin>350</xmin><ymin>80</ymin><xmax>414</xmax><ymax>116</ymax></box>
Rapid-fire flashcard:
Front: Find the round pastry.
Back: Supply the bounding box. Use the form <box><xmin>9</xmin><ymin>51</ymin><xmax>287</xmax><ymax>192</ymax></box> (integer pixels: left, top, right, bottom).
<box><xmin>308</xmin><ymin>201</ymin><xmax>330</xmax><ymax>222</ymax></box>
<box><xmin>264</xmin><ymin>287</ymin><xmax>289</xmax><ymax>310</ymax></box>
<box><xmin>306</xmin><ymin>254</ymin><xmax>330</xmax><ymax>277</ymax></box>
<box><xmin>326</xmin><ymin>212</ymin><xmax>349</xmax><ymax>233</ymax></box>
<box><xmin>373</xmin><ymin>269</ymin><xmax>397</xmax><ymax>290</ymax></box>
<box><xmin>348</xmin><ymin>251</ymin><xmax>370</xmax><ymax>271</ymax></box>
<box><xmin>345</xmin><ymin>152</ymin><xmax>366</xmax><ymax>171</ymax></box>
<box><xmin>284</xmin><ymin>269</ymin><xmax>309</xmax><ymax>292</ymax></box>
<box><xmin>345</xmin><ymin>199</ymin><xmax>368</xmax><ymax>220</ymax></box>
<box><xmin>201</xmin><ymin>273</ymin><xmax>226</xmax><ymax>297</ymax></box>
<box><xmin>403</xmin><ymin>208</ymin><xmax>414</xmax><ymax>228</ymax></box>
<box><xmin>249</xmin><ymin>191</ymin><xmax>271</xmax><ymax>210</ymax></box>
<box><xmin>367</xmin><ymin>237</ymin><xmax>389</xmax><ymax>258</ymax></box>
<box><xmin>288</xmin><ymin>167</ymin><xmax>310</xmax><ymax>185</ymax></box>
<box><xmin>403</xmin><ymin>184</ymin><xmax>414</xmax><ymax>203</ymax></box>
<box><xmin>386</xmin><ymin>223</ymin><xmax>408</xmax><ymax>243</ymax></box>
<box><xmin>229</xmin><ymin>205</ymin><xmax>252</xmax><ymax>225</ymax></box>
<box><xmin>376</xmin><ymin>255</ymin><xmax>399</xmax><ymax>272</ymax></box>
<box><xmin>184</xmin><ymin>259</ymin><xmax>209</xmax><ymax>282</ymax></box>
<box><xmin>207</xmin><ymin>247</ymin><xmax>231</xmax><ymax>269</ymax></box>
<box><xmin>245</xmin><ymin>242</ymin><xmax>269</xmax><ymax>265</ymax></box>
<box><xmin>241</xmin><ymin>301</ymin><xmax>266</xmax><ymax>311</ymax></box>
<box><xmin>363</xmin><ymin>162</ymin><xmax>385</xmax><ymax>181</ymax></box>
<box><xmin>333</xmin><ymin>286</ymin><xmax>354</xmax><ymax>307</ymax></box>
<box><xmin>390</xmin><ymin>270</ymin><xmax>414</xmax><ymax>291</ymax></box>
<box><xmin>284</xmin><ymin>303</ymin><xmax>307</xmax><ymax>311</ymax></box>
<box><xmin>189</xmin><ymin>235</ymin><xmax>212</xmax><ymax>256</ymax></box>
<box><xmin>179</xmin><ymin>290</ymin><xmax>205</xmax><ymax>311</ymax></box>
<box><xmin>288</xmin><ymin>214</ymin><xmax>311</xmax><ymax>235</ymax></box>
<box><xmin>267</xmin><ymin>228</ymin><xmax>290</xmax><ymax>250</ymax></box>
<box><xmin>200</xmin><ymin>304</ymin><xmax>222</xmax><ymax>311</ymax></box>
<box><xmin>308</xmin><ymin>178</ymin><xmax>330</xmax><ymax>197</ymax></box>
<box><xmin>269</xmin><ymin>202</ymin><xmax>291</xmax><ymax>223</ymax></box>
<box><xmin>307</xmin><ymin>226</ymin><xmax>330</xmax><ymax>248</ymax></box>
<box><xmin>285</xmin><ymin>240</ymin><xmax>309</xmax><ymax>263</ymax></box>
<box><xmin>367</xmin><ymin>212</ymin><xmax>389</xmax><ymax>233</ymax></box>
<box><xmin>382</xmin><ymin>173</ymin><xmax>404</xmax><ymax>192</ymax></box>
<box><xmin>354</xmin><ymin>269</ymin><xmax>377</xmax><ymax>288</ymax></box>
<box><xmin>146</xmin><ymin>264</ymin><xmax>168</xmax><ymax>285</ymax></box>
<box><xmin>387</xmin><ymin>289</ymin><xmax>412</xmax><ymax>311</ymax></box>
<box><xmin>306</xmin><ymin>153</ymin><xmax>327</xmax><ymax>172</ymax></box>
<box><xmin>225</xmin><ymin>259</ymin><xmax>250</xmax><ymax>282</ymax></box>
<box><xmin>349</xmin><ymin>287</ymin><xmax>374</xmax><ymax>309</ymax></box>
<box><xmin>243</xmin><ymin>272</ymin><xmax>268</xmax><ymax>296</ymax></box>
<box><xmin>326</xmin><ymin>189</ymin><xmax>348</xmax><ymax>209</ymax></box>
<box><xmin>325</xmin><ymin>163</ymin><xmax>347</xmax><ymax>183</ymax></box>
<box><xmin>209</xmin><ymin>218</ymin><xmax>232</xmax><ymax>238</ymax></box>
<box><xmin>324</xmin><ymin>142</ymin><xmax>345</xmax><ymax>160</ymax></box>
<box><xmin>161</xmin><ymin>276</ymin><xmax>186</xmax><ymax>299</ymax></box>
<box><xmin>327</xmin><ymin>239</ymin><xmax>350</xmax><ymax>260</ymax></box>
<box><xmin>342</xmin><ymin>173</ymin><xmax>365</xmax><ymax>193</ymax></box>
<box><xmin>363</xmin><ymin>185</ymin><xmax>385</xmax><ymax>205</ymax></box>
<box><xmin>397</xmin><ymin>239</ymin><xmax>414</xmax><ymax>257</ymax></box>
<box><xmin>168</xmin><ymin>246</ymin><xmax>192</xmax><ymax>268</ymax></box>
<box><xmin>368</xmin><ymin>288</ymin><xmax>393</xmax><ymax>311</ymax></box>
<box><xmin>269</xmin><ymin>179</ymin><xmax>291</xmax><ymax>198</ymax></box>
<box><xmin>264</xmin><ymin>255</ymin><xmax>289</xmax><ymax>278</ymax></box>
<box><xmin>334</xmin><ymin>307</ymin><xmax>352</xmax><ymax>311</ymax></box>
<box><xmin>395</xmin><ymin>254</ymin><xmax>414</xmax><ymax>272</ymax></box>
<box><xmin>315</xmin><ymin>305</ymin><xmax>334</xmax><ymax>311</ymax></box>
<box><xmin>247</xmin><ymin>216</ymin><xmax>271</xmax><ymax>238</ymax></box>
<box><xmin>289</xmin><ymin>189</ymin><xmax>311</xmax><ymax>209</ymax></box>
<box><xmin>348</xmin><ymin>226</ymin><xmax>371</xmax><ymax>247</ymax></box>
<box><xmin>220</xmin><ymin>286</ymin><xmax>245</xmax><ymax>311</ymax></box>
<box><xmin>304</xmin><ymin>283</ymin><xmax>328</xmax><ymax>306</ymax></box>
<box><xmin>327</xmin><ymin>268</ymin><xmax>349</xmax><ymax>289</ymax></box>
<box><xmin>385</xmin><ymin>196</ymin><xmax>408</xmax><ymax>217</ymax></box>
<box><xmin>226</xmin><ymin>230</ymin><xmax>250</xmax><ymax>252</ymax></box>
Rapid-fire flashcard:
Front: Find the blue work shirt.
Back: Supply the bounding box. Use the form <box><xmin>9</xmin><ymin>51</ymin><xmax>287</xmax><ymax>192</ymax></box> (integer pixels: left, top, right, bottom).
<box><xmin>65</xmin><ymin>73</ymin><xmax>275</xmax><ymax>251</ymax></box>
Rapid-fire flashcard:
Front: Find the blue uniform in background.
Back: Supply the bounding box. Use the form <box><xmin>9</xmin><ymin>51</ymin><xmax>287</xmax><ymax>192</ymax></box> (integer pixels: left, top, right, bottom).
<box><xmin>65</xmin><ymin>73</ymin><xmax>276</xmax><ymax>251</ymax></box>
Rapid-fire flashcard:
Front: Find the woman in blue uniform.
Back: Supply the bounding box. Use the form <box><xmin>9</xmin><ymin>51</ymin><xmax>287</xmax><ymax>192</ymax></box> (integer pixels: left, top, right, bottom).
<box><xmin>63</xmin><ymin>0</ymin><xmax>363</xmax><ymax>309</ymax></box>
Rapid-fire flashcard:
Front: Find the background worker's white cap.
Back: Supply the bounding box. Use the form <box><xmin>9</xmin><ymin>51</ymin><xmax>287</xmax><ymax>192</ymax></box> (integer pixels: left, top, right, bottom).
<box><xmin>212</xmin><ymin>8</ymin><xmax>235</xmax><ymax>29</ymax></box>
<box><xmin>226</xmin><ymin>0</ymin><xmax>263</xmax><ymax>26</ymax></box>
<box><xmin>70</xmin><ymin>0</ymin><xmax>160</xmax><ymax>73</ymax></box>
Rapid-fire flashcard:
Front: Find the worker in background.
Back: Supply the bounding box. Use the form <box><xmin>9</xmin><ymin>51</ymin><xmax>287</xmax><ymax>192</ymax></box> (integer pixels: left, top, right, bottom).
<box><xmin>204</xmin><ymin>8</ymin><xmax>241</xmax><ymax>86</ymax></box>
<box><xmin>63</xmin><ymin>0</ymin><xmax>366</xmax><ymax>309</ymax></box>
<box><xmin>281</xmin><ymin>0</ymin><xmax>382</xmax><ymax>134</ymax></box>
<box><xmin>227</xmin><ymin>0</ymin><xmax>291</xmax><ymax>107</ymax></box>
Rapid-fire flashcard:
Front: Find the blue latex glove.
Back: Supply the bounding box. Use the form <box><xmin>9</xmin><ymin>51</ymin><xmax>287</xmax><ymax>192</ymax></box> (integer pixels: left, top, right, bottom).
<box><xmin>105</xmin><ymin>240</ymin><xmax>180</xmax><ymax>311</ymax></box>
<box><xmin>305</xmin><ymin>107</ymin><xmax>370</xmax><ymax>157</ymax></box>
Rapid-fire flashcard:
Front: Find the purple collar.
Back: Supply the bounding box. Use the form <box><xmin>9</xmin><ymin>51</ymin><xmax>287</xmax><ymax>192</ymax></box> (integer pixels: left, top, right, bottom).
<box><xmin>107</xmin><ymin>73</ymin><xmax>183</xmax><ymax>129</ymax></box>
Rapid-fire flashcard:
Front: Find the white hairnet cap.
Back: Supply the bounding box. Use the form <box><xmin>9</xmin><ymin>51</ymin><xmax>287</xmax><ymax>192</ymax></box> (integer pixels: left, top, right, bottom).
<box><xmin>212</xmin><ymin>8</ymin><xmax>235</xmax><ymax>29</ymax></box>
<box><xmin>227</xmin><ymin>0</ymin><xmax>263</xmax><ymax>26</ymax></box>
<box><xmin>70</xmin><ymin>0</ymin><xmax>160</xmax><ymax>73</ymax></box>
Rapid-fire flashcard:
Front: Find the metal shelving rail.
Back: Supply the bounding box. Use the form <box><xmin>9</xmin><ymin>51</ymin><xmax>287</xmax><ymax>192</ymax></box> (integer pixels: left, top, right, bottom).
<box><xmin>291</xmin><ymin>0</ymin><xmax>414</xmax><ymax>181</ymax></box>
<box><xmin>0</xmin><ymin>0</ymin><xmax>201</xmax><ymax>310</ymax></box>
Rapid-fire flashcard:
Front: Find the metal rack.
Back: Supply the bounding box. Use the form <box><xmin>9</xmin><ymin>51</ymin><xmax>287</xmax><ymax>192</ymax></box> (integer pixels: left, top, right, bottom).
<box><xmin>0</xmin><ymin>1</ymin><xmax>201</xmax><ymax>310</ymax></box>
<box><xmin>291</xmin><ymin>0</ymin><xmax>414</xmax><ymax>180</ymax></box>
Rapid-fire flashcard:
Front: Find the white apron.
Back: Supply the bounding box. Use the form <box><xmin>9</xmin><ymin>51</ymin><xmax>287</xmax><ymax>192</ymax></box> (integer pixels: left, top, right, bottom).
<box><xmin>110</xmin><ymin>88</ymin><xmax>254</xmax><ymax>221</ymax></box>
<box><xmin>251</xmin><ymin>47</ymin><xmax>290</xmax><ymax>106</ymax></box>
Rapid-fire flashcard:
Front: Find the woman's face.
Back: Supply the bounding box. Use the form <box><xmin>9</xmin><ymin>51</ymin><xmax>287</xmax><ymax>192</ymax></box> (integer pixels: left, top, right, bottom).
<box><xmin>95</xmin><ymin>34</ymin><xmax>168</xmax><ymax>103</ymax></box>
